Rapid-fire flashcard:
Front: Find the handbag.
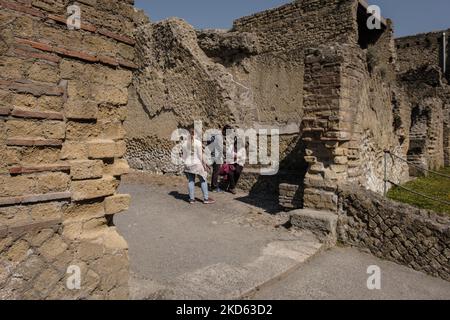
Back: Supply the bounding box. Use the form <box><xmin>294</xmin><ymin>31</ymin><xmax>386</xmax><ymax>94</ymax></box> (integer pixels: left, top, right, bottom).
<box><xmin>218</xmin><ymin>164</ymin><xmax>235</xmax><ymax>176</ymax></box>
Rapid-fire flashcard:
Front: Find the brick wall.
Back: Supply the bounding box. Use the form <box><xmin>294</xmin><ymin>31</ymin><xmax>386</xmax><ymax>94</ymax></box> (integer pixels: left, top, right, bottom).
<box><xmin>300</xmin><ymin>41</ymin><xmax>411</xmax><ymax>211</ymax></box>
<box><xmin>1</xmin><ymin>0</ymin><xmax>135</xmax><ymax>299</ymax></box>
<box><xmin>232</xmin><ymin>0</ymin><xmax>357</xmax><ymax>54</ymax></box>
<box><xmin>338</xmin><ymin>185</ymin><xmax>450</xmax><ymax>281</ymax></box>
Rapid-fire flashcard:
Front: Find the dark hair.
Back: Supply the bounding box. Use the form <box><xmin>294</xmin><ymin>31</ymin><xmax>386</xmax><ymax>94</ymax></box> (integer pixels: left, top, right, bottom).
<box><xmin>222</xmin><ymin>124</ymin><xmax>232</xmax><ymax>136</ymax></box>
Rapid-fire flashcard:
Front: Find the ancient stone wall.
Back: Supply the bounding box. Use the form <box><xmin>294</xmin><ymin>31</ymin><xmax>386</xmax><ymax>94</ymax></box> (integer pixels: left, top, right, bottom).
<box><xmin>222</xmin><ymin>0</ymin><xmax>364</xmax><ymax>127</ymax></box>
<box><xmin>444</xmin><ymin>94</ymin><xmax>450</xmax><ymax>166</ymax></box>
<box><xmin>0</xmin><ymin>0</ymin><xmax>135</xmax><ymax>299</ymax></box>
<box><xmin>124</xmin><ymin>0</ymin><xmax>447</xmax><ymax>215</ymax></box>
<box><xmin>232</xmin><ymin>0</ymin><xmax>357</xmax><ymax>54</ymax></box>
<box><xmin>337</xmin><ymin>185</ymin><xmax>450</xmax><ymax>281</ymax></box>
<box><xmin>300</xmin><ymin>40</ymin><xmax>410</xmax><ymax>211</ymax></box>
<box><xmin>396</xmin><ymin>31</ymin><xmax>450</xmax><ymax>174</ymax></box>
<box><xmin>125</xmin><ymin>17</ymin><xmax>259</xmax><ymax>174</ymax></box>
<box><xmin>396</xmin><ymin>29</ymin><xmax>450</xmax><ymax>77</ymax></box>
<box><xmin>126</xmin><ymin>0</ymin><xmax>363</xmax><ymax>176</ymax></box>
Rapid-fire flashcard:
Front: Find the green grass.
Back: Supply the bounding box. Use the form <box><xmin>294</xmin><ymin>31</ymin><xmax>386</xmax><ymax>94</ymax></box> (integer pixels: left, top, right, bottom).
<box><xmin>387</xmin><ymin>167</ymin><xmax>450</xmax><ymax>214</ymax></box>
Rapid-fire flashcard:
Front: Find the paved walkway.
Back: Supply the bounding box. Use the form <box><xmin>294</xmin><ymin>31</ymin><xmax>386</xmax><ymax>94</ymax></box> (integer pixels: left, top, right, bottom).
<box><xmin>115</xmin><ymin>174</ymin><xmax>450</xmax><ymax>300</ymax></box>
<box><xmin>116</xmin><ymin>174</ymin><xmax>324</xmax><ymax>299</ymax></box>
<box><xmin>251</xmin><ymin>247</ymin><xmax>450</xmax><ymax>300</ymax></box>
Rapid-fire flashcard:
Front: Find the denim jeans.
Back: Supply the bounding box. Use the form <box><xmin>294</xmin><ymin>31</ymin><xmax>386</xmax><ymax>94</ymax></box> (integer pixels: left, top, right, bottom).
<box><xmin>186</xmin><ymin>173</ymin><xmax>209</xmax><ymax>201</ymax></box>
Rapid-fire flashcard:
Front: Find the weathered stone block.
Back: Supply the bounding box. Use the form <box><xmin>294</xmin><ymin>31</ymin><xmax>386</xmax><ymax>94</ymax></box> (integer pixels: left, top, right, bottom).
<box><xmin>76</xmin><ymin>241</ymin><xmax>104</xmax><ymax>261</ymax></box>
<box><xmin>290</xmin><ymin>209</ymin><xmax>338</xmax><ymax>245</ymax></box>
<box><xmin>104</xmin><ymin>194</ymin><xmax>131</xmax><ymax>215</ymax></box>
<box><xmin>115</xmin><ymin>140</ymin><xmax>127</xmax><ymax>158</ymax></box>
<box><xmin>87</xmin><ymin>140</ymin><xmax>116</xmax><ymax>159</ymax></box>
<box><xmin>29</xmin><ymin>202</ymin><xmax>63</xmax><ymax>222</ymax></box>
<box><xmin>61</xmin><ymin>142</ymin><xmax>88</xmax><ymax>160</ymax></box>
<box><xmin>32</xmin><ymin>268</ymin><xmax>63</xmax><ymax>297</ymax></box>
<box><xmin>304</xmin><ymin>188</ymin><xmax>338</xmax><ymax>211</ymax></box>
<box><xmin>7</xmin><ymin>240</ymin><xmax>30</xmax><ymax>263</ymax></box>
<box><xmin>104</xmin><ymin>159</ymin><xmax>130</xmax><ymax>176</ymax></box>
<box><xmin>66</xmin><ymin>122</ymin><xmax>97</xmax><ymax>140</ymax></box>
<box><xmin>70</xmin><ymin>160</ymin><xmax>103</xmax><ymax>180</ymax></box>
<box><xmin>71</xmin><ymin>177</ymin><xmax>118</xmax><ymax>201</ymax></box>
<box><xmin>28</xmin><ymin>61</ymin><xmax>60</xmax><ymax>83</ymax></box>
<box><xmin>6</xmin><ymin>120</ymin><xmax>65</xmax><ymax>140</ymax></box>
<box><xmin>98</xmin><ymin>120</ymin><xmax>126</xmax><ymax>140</ymax></box>
<box><xmin>65</xmin><ymin>100</ymin><xmax>99</xmax><ymax>120</ymax></box>
<box><xmin>35</xmin><ymin>172</ymin><xmax>70</xmax><ymax>194</ymax></box>
<box><xmin>0</xmin><ymin>175</ymin><xmax>35</xmax><ymax>197</ymax></box>
<box><xmin>91</xmin><ymin>86</ymin><xmax>128</xmax><ymax>105</ymax></box>
<box><xmin>63</xmin><ymin>202</ymin><xmax>105</xmax><ymax>224</ymax></box>
<box><xmin>334</xmin><ymin>156</ymin><xmax>348</xmax><ymax>164</ymax></box>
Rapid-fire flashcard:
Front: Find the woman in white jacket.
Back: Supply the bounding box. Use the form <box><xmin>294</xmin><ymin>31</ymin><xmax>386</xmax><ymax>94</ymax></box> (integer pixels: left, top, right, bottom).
<box><xmin>182</xmin><ymin>128</ymin><xmax>215</xmax><ymax>204</ymax></box>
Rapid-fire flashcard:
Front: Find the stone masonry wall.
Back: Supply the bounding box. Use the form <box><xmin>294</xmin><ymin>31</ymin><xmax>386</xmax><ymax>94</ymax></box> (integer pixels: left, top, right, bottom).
<box><xmin>396</xmin><ymin>31</ymin><xmax>450</xmax><ymax>173</ymax></box>
<box><xmin>396</xmin><ymin>29</ymin><xmax>450</xmax><ymax>77</ymax></box>
<box><xmin>223</xmin><ymin>0</ymin><xmax>360</xmax><ymax>126</ymax></box>
<box><xmin>443</xmin><ymin>92</ymin><xmax>450</xmax><ymax>166</ymax></box>
<box><xmin>126</xmin><ymin>0</ymin><xmax>361</xmax><ymax>175</ymax></box>
<box><xmin>232</xmin><ymin>0</ymin><xmax>357</xmax><ymax>54</ymax></box>
<box><xmin>301</xmin><ymin>40</ymin><xmax>410</xmax><ymax>211</ymax></box>
<box><xmin>125</xmin><ymin>17</ymin><xmax>258</xmax><ymax>174</ymax></box>
<box><xmin>337</xmin><ymin>185</ymin><xmax>450</xmax><ymax>281</ymax></box>
<box><xmin>1</xmin><ymin>0</ymin><xmax>135</xmax><ymax>299</ymax></box>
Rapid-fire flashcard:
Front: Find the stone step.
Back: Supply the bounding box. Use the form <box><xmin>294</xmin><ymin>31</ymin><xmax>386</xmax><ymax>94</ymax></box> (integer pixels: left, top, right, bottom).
<box><xmin>290</xmin><ymin>209</ymin><xmax>338</xmax><ymax>246</ymax></box>
<box><xmin>154</xmin><ymin>232</ymin><xmax>324</xmax><ymax>300</ymax></box>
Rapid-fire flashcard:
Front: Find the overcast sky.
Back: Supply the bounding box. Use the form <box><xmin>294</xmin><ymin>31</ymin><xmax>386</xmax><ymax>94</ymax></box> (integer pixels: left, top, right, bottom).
<box><xmin>135</xmin><ymin>0</ymin><xmax>450</xmax><ymax>38</ymax></box>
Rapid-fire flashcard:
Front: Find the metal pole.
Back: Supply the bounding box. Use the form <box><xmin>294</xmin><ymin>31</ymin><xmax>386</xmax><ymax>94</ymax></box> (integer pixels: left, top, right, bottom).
<box><xmin>384</xmin><ymin>150</ymin><xmax>388</xmax><ymax>197</ymax></box>
<box><xmin>443</xmin><ymin>32</ymin><xmax>447</xmax><ymax>76</ymax></box>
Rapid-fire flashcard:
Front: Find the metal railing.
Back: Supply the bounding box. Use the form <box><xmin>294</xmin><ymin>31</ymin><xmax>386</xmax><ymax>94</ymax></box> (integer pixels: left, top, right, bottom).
<box><xmin>383</xmin><ymin>150</ymin><xmax>450</xmax><ymax>205</ymax></box>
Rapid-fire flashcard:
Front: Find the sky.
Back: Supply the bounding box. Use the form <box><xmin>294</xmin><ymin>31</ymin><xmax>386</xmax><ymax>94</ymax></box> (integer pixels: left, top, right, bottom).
<box><xmin>135</xmin><ymin>0</ymin><xmax>450</xmax><ymax>38</ymax></box>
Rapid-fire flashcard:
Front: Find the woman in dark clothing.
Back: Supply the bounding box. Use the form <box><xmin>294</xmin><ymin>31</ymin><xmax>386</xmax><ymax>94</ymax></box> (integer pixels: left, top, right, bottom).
<box><xmin>225</xmin><ymin>134</ymin><xmax>245</xmax><ymax>195</ymax></box>
<box><xmin>210</xmin><ymin>125</ymin><xmax>233</xmax><ymax>193</ymax></box>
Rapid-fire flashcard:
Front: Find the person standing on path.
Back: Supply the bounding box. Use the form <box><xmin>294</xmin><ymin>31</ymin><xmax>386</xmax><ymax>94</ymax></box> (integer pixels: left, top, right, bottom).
<box><xmin>182</xmin><ymin>127</ymin><xmax>216</xmax><ymax>204</ymax></box>
<box><xmin>209</xmin><ymin>125</ymin><xmax>233</xmax><ymax>193</ymax></box>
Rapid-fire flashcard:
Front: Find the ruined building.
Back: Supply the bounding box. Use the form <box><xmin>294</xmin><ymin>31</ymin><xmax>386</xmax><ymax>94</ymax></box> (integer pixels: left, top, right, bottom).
<box><xmin>1</xmin><ymin>0</ymin><xmax>449</xmax><ymax>299</ymax></box>
<box><xmin>127</xmin><ymin>0</ymin><xmax>449</xmax><ymax>211</ymax></box>
<box><xmin>396</xmin><ymin>29</ymin><xmax>450</xmax><ymax>175</ymax></box>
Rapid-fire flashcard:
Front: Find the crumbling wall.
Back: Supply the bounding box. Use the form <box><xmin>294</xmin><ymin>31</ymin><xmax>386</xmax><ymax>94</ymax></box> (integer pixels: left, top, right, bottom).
<box><xmin>0</xmin><ymin>0</ymin><xmax>135</xmax><ymax>299</ymax></box>
<box><xmin>396</xmin><ymin>29</ymin><xmax>449</xmax><ymax>77</ymax></box>
<box><xmin>126</xmin><ymin>17</ymin><xmax>260</xmax><ymax>174</ymax></box>
<box><xmin>232</xmin><ymin>0</ymin><xmax>357</xmax><ymax>54</ymax></box>
<box><xmin>126</xmin><ymin>0</ymin><xmax>361</xmax><ymax>175</ymax></box>
<box><xmin>396</xmin><ymin>31</ymin><xmax>450</xmax><ymax>174</ymax></box>
<box><xmin>300</xmin><ymin>41</ymin><xmax>410</xmax><ymax>211</ymax></box>
<box><xmin>407</xmin><ymin>99</ymin><xmax>445</xmax><ymax>175</ymax></box>
<box><xmin>221</xmin><ymin>0</ymin><xmax>359</xmax><ymax>126</ymax></box>
<box><xmin>444</xmin><ymin>94</ymin><xmax>450</xmax><ymax>166</ymax></box>
<box><xmin>338</xmin><ymin>185</ymin><xmax>450</xmax><ymax>281</ymax></box>
<box><xmin>125</xmin><ymin>0</ymin><xmax>446</xmax><ymax>215</ymax></box>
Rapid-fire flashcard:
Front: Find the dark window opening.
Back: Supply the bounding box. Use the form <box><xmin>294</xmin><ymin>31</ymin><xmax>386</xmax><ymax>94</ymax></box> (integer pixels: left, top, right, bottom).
<box><xmin>357</xmin><ymin>3</ymin><xmax>386</xmax><ymax>49</ymax></box>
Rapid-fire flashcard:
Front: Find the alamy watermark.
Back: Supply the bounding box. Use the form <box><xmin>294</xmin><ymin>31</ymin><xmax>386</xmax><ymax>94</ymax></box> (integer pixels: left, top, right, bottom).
<box><xmin>66</xmin><ymin>265</ymin><xmax>81</xmax><ymax>290</ymax></box>
<box><xmin>67</xmin><ymin>5</ymin><xmax>81</xmax><ymax>30</ymax></box>
<box><xmin>171</xmin><ymin>121</ymin><xmax>280</xmax><ymax>175</ymax></box>
<box><xmin>367</xmin><ymin>5</ymin><xmax>382</xmax><ymax>30</ymax></box>
<box><xmin>367</xmin><ymin>265</ymin><xmax>381</xmax><ymax>290</ymax></box>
